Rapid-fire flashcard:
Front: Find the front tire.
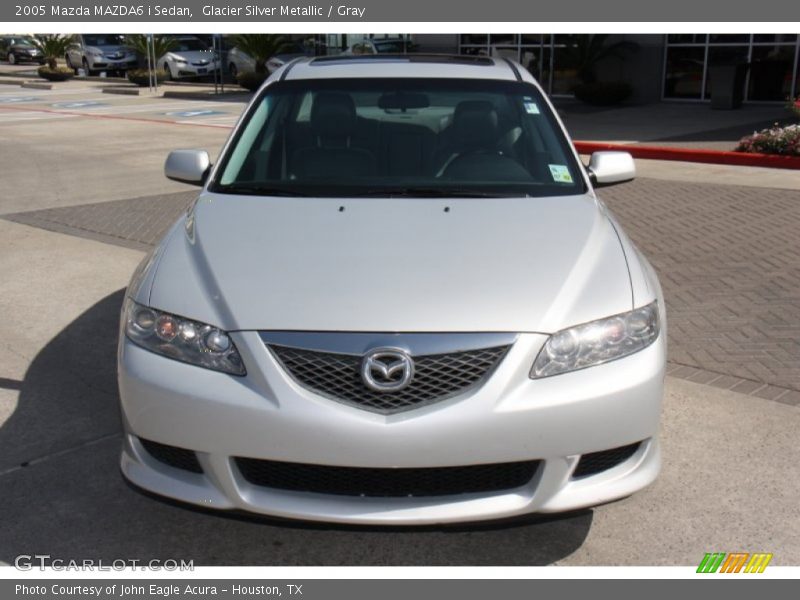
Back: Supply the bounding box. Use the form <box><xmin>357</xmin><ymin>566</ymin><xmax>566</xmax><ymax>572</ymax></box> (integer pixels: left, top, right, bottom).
<box><xmin>7</xmin><ymin>52</ymin><xmax>15</xmax><ymax>65</ymax></box>
<box><xmin>228</xmin><ymin>62</ymin><xmax>238</xmax><ymax>78</ymax></box>
<box><xmin>82</xmin><ymin>58</ymin><xmax>93</xmax><ymax>76</ymax></box>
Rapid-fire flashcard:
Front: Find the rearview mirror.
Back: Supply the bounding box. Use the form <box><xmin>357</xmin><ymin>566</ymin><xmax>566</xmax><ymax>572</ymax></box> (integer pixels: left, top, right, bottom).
<box><xmin>586</xmin><ymin>152</ymin><xmax>636</xmax><ymax>187</ymax></box>
<box><xmin>165</xmin><ymin>149</ymin><xmax>210</xmax><ymax>186</ymax></box>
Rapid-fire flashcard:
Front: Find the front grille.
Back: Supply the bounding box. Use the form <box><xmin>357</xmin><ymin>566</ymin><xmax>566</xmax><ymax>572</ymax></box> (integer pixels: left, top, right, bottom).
<box><xmin>140</xmin><ymin>438</ymin><xmax>203</xmax><ymax>474</ymax></box>
<box><xmin>573</xmin><ymin>442</ymin><xmax>641</xmax><ymax>478</ymax></box>
<box><xmin>269</xmin><ymin>344</ymin><xmax>510</xmax><ymax>413</ymax></box>
<box><xmin>235</xmin><ymin>457</ymin><xmax>540</xmax><ymax>498</ymax></box>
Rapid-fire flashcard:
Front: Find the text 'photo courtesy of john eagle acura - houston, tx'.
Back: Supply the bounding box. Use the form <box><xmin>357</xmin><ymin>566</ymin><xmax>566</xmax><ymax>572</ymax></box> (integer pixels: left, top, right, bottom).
<box><xmin>117</xmin><ymin>54</ymin><xmax>666</xmax><ymax>525</ymax></box>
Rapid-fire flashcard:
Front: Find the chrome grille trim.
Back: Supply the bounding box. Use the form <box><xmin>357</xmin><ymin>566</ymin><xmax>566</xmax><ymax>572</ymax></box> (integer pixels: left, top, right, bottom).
<box><xmin>261</xmin><ymin>332</ymin><xmax>516</xmax><ymax>414</ymax></box>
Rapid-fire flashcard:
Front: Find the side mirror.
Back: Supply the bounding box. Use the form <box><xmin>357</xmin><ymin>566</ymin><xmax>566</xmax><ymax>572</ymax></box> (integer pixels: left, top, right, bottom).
<box><xmin>586</xmin><ymin>151</ymin><xmax>636</xmax><ymax>187</ymax></box>
<box><xmin>165</xmin><ymin>149</ymin><xmax>210</xmax><ymax>186</ymax></box>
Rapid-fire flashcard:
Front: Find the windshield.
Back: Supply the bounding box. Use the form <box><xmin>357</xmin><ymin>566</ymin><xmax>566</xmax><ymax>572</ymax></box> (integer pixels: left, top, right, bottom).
<box><xmin>212</xmin><ymin>78</ymin><xmax>585</xmax><ymax>198</ymax></box>
<box><xmin>9</xmin><ymin>37</ymin><xmax>35</xmax><ymax>47</ymax></box>
<box><xmin>172</xmin><ymin>38</ymin><xmax>209</xmax><ymax>52</ymax></box>
<box><xmin>84</xmin><ymin>34</ymin><xmax>125</xmax><ymax>47</ymax></box>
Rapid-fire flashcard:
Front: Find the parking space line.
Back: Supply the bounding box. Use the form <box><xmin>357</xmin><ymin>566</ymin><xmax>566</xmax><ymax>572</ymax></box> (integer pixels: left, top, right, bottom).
<box><xmin>0</xmin><ymin>111</ymin><xmax>79</xmax><ymax>123</ymax></box>
<box><xmin>0</xmin><ymin>104</ymin><xmax>235</xmax><ymax>129</ymax></box>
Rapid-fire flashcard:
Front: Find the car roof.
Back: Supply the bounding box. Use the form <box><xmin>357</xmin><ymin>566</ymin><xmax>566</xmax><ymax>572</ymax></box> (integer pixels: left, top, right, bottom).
<box><xmin>281</xmin><ymin>54</ymin><xmax>524</xmax><ymax>82</ymax></box>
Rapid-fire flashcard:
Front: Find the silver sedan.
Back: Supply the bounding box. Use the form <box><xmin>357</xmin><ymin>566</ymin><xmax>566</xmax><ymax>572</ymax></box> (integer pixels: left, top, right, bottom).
<box><xmin>118</xmin><ymin>55</ymin><xmax>665</xmax><ymax>525</ymax></box>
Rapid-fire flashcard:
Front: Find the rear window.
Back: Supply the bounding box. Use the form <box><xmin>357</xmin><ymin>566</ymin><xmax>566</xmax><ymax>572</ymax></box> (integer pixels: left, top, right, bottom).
<box><xmin>212</xmin><ymin>77</ymin><xmax>585</xmax><ymax>198</ymax></box>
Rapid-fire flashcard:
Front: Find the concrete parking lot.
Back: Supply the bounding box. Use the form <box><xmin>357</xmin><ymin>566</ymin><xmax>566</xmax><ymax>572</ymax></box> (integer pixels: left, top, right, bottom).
<box><xmin>1</xmin><ymin>81</ymin><xmax>799</xmax><ymax>566</ymax></box>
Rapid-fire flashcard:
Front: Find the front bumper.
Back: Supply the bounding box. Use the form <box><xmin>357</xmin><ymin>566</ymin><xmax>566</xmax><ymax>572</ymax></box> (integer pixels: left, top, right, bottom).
<box><xmin>88</xmin><ymin>57</ymin><xmax>137</xmax><ymax>70</ymax></box>
<box><xmin>118</xmin><ymin>330</ymin><xmax>664</xmax><ymax>525</ymax></box>
<box><xmin>174</xmin><ymin>63</ymin><xmax>217</xmax><ymax>77</ymax></box>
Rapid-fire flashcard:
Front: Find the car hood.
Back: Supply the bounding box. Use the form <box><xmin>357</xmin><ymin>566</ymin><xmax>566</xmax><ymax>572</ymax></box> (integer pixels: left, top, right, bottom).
<box><xmin>147</xmin><ymin>193</ymin><xmax>633</xmax><ymax>333</ymax></box>
<box><xmin>90</xmin><ymin>45</ymin><xmax>131</xmax><ymax>54</ymax></box>
<box><xmin>169</xmin><ymin>50</ymin><xmax>214</xmax><ymax>62</ymax></box>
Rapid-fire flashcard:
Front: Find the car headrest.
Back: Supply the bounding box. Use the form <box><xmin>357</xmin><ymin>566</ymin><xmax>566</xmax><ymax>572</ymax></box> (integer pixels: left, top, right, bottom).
<box><xmin>452</xmin><ymin>100</ymin><xmax>499</xmax><ymax>148</ymax></box>
<box><xmin>311</xmin><ymin>92</ymin><xmax>357</xmax><ymax>139</ymax></box>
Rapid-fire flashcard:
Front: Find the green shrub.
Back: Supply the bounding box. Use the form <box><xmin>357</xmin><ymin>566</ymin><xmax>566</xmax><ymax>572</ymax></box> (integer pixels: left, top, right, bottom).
<box><xmin>127</xmin><ymin>69</ymin><xmax>168</xmax><ymax>87</ymax></box>
<box><xmin>573</xmin><ymin>81</ymin><xmax>633</xmax><ymax>106</ymax></box>
<box><xmin>236</xmin><ymin>71</ymin><xmax>267</xmax><ymax>91</ymax></box>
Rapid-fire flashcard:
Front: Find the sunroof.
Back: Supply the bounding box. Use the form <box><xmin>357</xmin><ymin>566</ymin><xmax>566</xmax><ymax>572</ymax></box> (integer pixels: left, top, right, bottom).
<box><xmin>309</xmin><ymin>54</ymin><xmax>495</xmax><ymax>67</ymax></box>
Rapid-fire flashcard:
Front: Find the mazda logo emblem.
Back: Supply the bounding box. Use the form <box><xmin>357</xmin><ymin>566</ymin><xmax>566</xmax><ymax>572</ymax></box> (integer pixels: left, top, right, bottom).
<box><xmin>361</xmin><ymin>348</ymin><xmax>414</xmax><ymax>392</ymax></box>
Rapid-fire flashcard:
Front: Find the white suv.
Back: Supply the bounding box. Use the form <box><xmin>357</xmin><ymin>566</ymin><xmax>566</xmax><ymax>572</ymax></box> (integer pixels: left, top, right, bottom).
<box><xmin>118</xmin><ymin>55</ymin><xmax>665</xmax><ymax>525</ymax></box>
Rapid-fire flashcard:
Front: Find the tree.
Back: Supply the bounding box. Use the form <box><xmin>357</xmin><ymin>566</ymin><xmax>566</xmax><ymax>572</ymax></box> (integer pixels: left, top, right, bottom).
<box><xmin>125</xmin><ymin>34</ymin><xmax>177</xmax><ymax>69</ymax></box>
<box><xmin>229</xmin><ymin>34</ymin><xmax>291</xmax><ymax>74</ymax></box>
<box><xmin>31</xmin><ymin>34</ymin><xmax>74</xmax><ymax>70</ymax></box>
<box><xmin>560</xmin><ymin>34</ymin><xmax>639</xmax><ymax>84</ymax></box>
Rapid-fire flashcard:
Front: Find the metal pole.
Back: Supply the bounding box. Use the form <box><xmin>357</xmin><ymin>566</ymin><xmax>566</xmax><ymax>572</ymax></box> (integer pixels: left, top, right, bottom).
<box><xmin>150</xmin><ymin>34</ymin><xmax>158</xmax><ymax>93</ymax></box>
<box><xmin>218</xmin><ymin>35</ymin><xmax>224</xmax><ymax>94</ymax></box>
<box><xmin>147</xmin><ymin>34</ymin><xmax>154</xmax><ymax>93</ymax></box>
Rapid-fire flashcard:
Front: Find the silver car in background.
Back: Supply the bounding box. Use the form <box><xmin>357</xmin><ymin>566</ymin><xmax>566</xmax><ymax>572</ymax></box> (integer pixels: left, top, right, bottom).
<box><xmin>65</xmin><ymin>34</ymin><xmax>136</xmax><ymax>75</ymax></box>
<box><xmin>118</xmin><ymin>55</ymin><xmax>666</xmax><ymax>525</ymax></box>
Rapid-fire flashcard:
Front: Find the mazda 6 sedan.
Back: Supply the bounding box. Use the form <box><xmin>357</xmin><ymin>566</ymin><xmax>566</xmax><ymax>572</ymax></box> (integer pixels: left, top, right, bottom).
<box><xmin>118</xmin><ymin>54</ymin><xmax>666</xmax><ymax>525</ymax></box>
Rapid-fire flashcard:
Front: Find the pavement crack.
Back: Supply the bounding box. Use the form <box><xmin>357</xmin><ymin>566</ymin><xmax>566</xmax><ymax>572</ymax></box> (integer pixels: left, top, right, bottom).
<box><xmin>0</xmin><ymin>432</ymin><xmax>122</xmax><ymax>478</ymax></box>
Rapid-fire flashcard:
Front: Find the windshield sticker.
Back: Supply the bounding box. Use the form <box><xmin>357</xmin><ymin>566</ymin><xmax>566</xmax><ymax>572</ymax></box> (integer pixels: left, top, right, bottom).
<box><xmin>523</xmin><ymin>99</ymin><xmax>540</xmax><ymax>114</ymax></box>
<box><xmin>549</xmin><ymin>164</ymin><xmax>573</xmax><ymax>183</ymax></box>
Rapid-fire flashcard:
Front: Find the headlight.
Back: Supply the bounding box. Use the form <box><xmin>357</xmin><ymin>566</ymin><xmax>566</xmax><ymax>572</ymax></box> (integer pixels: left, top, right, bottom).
<box><xmin>530</xmin><ymin>302</ymin><xmax>660</xmax><ymax>378</ymax></box>
<box><xmin>123</xmin><ymin>299</ymin><xmax>245</xmax><ymax>375</ymax></box>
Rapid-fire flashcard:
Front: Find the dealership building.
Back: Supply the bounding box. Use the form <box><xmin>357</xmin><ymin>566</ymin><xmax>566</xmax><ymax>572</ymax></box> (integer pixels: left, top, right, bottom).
<box><xmin>321</xmin><ymin>34</ymin><xmax>800</xmax><ymax>105</ymax></box>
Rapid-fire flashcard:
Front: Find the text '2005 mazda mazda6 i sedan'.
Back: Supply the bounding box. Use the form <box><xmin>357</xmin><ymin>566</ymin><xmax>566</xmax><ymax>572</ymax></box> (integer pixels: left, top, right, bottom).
<box><xmin>118</xmin><ymin>54</ymin><xmax>666</xmax><ymax>525</ymax></box>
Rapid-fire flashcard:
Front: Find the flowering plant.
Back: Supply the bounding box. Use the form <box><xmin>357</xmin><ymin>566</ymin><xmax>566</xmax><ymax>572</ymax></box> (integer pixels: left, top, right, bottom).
<box><xmin>736</xmin><ymin>123</ymin><xmax>800</xmax><ymax>156</ymax></box>
<box><xmin>789</xmin><ymin>96</ymin><xmax>800</xmax><ymax>119</ymax></box>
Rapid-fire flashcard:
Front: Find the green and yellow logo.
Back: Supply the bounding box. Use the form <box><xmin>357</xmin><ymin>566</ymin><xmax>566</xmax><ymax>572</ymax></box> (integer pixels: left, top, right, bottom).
<box><xmin>697</xmin><ymin>552</ymin><xmax>773</xmax><ymax>573</ymax></box>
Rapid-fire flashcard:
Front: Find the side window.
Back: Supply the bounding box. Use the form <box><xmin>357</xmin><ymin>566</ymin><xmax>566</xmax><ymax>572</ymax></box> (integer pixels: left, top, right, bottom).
<box><xmin>294</xmin><ymin>92</ymin><xmax>313</xmax><ymax>123</ymax></box>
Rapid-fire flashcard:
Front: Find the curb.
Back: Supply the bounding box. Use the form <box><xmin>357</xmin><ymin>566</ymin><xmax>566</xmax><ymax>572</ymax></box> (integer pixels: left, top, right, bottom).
<box><xmin>574</xmin><ymin>141</ymin><xmax>800</xmax><ymax>170</ymax></box>
<box><xmin>102</xmin><ymin>87</ymin><xmax>141</xmax><ymax>96</ymax></box>
<box><xmin>21</xmin><ymin>81</ymin><xmax>52</xmax><ymax>90</ymax></box>
<box><xmin>162</xmin><ymin>90</ymin><xmax>250</xmax><ymax>100</ymax></box>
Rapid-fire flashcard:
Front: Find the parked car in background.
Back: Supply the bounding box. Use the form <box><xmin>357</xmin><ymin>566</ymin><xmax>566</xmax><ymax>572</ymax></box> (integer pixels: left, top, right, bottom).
<box><xmin>158</xmin><ymin>35</ymin><xmax>218</xmax><ymax>80</ymax></box>
<box><xmin>0</xmin><ymin>36</ymin><xmax>45</xmax><ymax>65</ymax></box>
<box><xmin>226</xmin><ymin>46</ymin><xmax>255</xmax><ymax>78</ymax></box>
<box><xmin>119</xmin><ymin>54</ymin><xmax>665</xmax><ymax>525</ymax></box>
<box><xmin>341</xmin><ymin>37</ymin><xmax>414</xmax><ymax>56</ymax></box>
<box><xmin>65</xmin><ymin>34</ymin><xmax>136</xmax><ymax>75</ymax></box>
<box><xmin>265</xmin><ymin>42</ymin><xmax>315</xmax><ymax>74</ymax></box>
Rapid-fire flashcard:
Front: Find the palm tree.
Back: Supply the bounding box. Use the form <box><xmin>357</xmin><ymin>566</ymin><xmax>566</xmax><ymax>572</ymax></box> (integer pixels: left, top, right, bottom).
<box><xmin>229</xmin><ymin>34</ymin><xmax>291</xmax><ymax>74</ymax></box>
<box><xmin>31</xmin><ymin>34</ymin><xmax>74</xmax><ymax>70</ymax></box>
<box><xmin>125</xmin><ymin>34</ymin><xmax>177</xmax><ymax>69</ymax></box>
<box><xmin>560</xmin><ymin>34</ymin><xmax>639</xmax><ymax>84</ymax></box>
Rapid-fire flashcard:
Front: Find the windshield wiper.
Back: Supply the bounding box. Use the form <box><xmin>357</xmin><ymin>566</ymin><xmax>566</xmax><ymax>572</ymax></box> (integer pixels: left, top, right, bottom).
<box><xmin>214</xmin><ymin>183</ymin><xmax>309</xmax><ymax>197</ymax></box>
<box><xmin>352</xmin><ymin>187</ymin><xmax>515</xmax><ymax>198</ymax></box>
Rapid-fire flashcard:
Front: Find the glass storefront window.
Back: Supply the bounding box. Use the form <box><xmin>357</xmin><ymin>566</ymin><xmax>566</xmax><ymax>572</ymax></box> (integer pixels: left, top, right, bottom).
<box><xmin>665</xmin><ymin>35</ymin><xmax>800</xmax><ymax>102</ymax></box>
<box><xmin>709</xmin><ymin>34</ymin><xmax>750</xmax><ymax>44</ymax></box>
<box><xmin>664</xmin><ymin>47</ymin><xmax>706</xmax><ymax>99</ymax></box>
<box><xmin>795</xmin><ymin>52</ymin><xmax>800</xmax><ymax>97</ymax></box>
<box><xmin>551</xmin><ymin>45</ymin><xmax>581</xmax><ymax>95</ymax></box>
<box><xmin>460</xmin><ymin>34</ymin><xmax>488</xmax><ymax>45</ymax></box>
<box><xmin>749</xmin><ymin>45</ymin><xmax>795</xmax><ymax>101</ymax></box>
<box><xmin>667</xmin><ymin>34</ymin><xmax>707</xmax><ymax>44</ymax></box>
<box><xmin>753</xmin><ymin>34</ymin><xmax>798</xmax><ymax>44</ymax></box>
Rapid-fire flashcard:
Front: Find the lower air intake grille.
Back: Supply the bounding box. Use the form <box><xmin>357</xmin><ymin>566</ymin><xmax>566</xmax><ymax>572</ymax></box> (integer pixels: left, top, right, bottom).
<box><xmin>573</xmin><ymin>442</ymin><xmax>641</xmax><ymax>478</ymax></box>
<box><xmin>235</xmin><ymin>458</ymin><xmax>540</xmax><ymax>498</ymax></box>
<box><xmin>268</xmin><ymin>344</ymin><xmax>510</xmax><ymax>414</ymax></box>
<box><xmin>140</xmin><ymin>438</ymin><xmax>203</xmax><ymax>474</ymax></box>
